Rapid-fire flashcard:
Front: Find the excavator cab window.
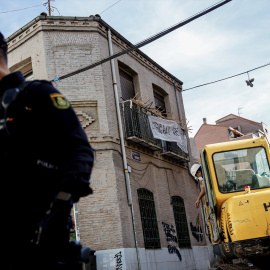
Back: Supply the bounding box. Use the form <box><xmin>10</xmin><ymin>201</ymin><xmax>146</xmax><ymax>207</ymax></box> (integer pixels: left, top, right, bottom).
<box><xmin>213</xmin><ymin>146</ymin><xmax>270</xmax><ymax>193</ymax></box>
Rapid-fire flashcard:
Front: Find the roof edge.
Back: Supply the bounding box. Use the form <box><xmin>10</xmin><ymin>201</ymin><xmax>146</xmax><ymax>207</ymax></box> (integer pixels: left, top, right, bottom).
<box><xmin>6</xmin><ymin>15</ymin><xmax>183</xmax><ymax>86</ymax></box>
<box><xmin>216</xmin><ymin>113</ymin><xmax>261</xmax><ymax>125</ymax></box>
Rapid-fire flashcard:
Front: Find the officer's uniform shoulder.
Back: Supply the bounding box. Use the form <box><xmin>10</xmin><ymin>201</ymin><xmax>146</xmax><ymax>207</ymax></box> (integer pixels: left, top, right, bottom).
<box><xmin>25</xmin><ymin>80</ymin><xmax>70</xmax><ymax>110</ymax></box>
<box><xmin>27</xmin><ymin>80</ymin><xmax>59</xmax><ymax>93</ymax></box>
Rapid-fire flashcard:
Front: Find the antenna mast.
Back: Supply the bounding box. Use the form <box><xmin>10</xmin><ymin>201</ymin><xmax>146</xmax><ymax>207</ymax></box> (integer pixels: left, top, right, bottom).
<box><xmin>238</xmin><ymin>107</ymin><xmax>243</xmax><ymax>116</ymax></box>
<box><xmin>44</xmin><ymin>0</ymin><xmax>59</xmax><ymax>16</ymax></box>
<box><xmin>48</xmin><ymin>0</ymin><xmax>51</xmax><ymax>15</ymax></box>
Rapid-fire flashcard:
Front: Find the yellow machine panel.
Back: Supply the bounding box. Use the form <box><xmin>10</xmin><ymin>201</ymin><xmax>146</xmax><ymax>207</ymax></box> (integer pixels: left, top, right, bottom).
<box><xmin>222</xmin><ymin>190</ymin><xmax>270</xmax><ymax>242</ymax></box>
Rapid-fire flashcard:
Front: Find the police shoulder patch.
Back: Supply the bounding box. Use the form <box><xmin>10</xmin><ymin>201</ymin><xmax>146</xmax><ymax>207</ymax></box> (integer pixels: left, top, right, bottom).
<box><xmin>50</xmin><ymin>93</ymin><xmax>70</xmax><ymax>109</ymax></box>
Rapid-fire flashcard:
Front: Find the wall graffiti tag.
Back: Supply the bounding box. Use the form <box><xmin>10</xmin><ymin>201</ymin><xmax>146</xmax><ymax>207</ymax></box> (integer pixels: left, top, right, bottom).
<box><xmin>114</xmin><ymin>251</ymin><xmax>123</xmax><ymax>270</ymax></box>
<box><xmin>190</xmin><ymin>222</ymin><xmax>203</xmax><ymax>242</ymax></box>
<box><xmin>168</xmin><ymin>245</ymin><xmax>182</xmax><ymax>261</ymax></box>
<box><xmin>162</xmin><ymin>222</ymin><xmax>182</xmax><ymax>261</ymax></box>
<box><xmin>162</xmin><ymin>222</ymin><xmax>177</xmax><ymax>242</ymax></box>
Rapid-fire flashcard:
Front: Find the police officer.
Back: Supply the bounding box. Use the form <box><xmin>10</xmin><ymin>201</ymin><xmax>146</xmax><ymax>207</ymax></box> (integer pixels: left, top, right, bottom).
<box><xmin>0</xmin><ymin>32</ymin><xmax>94</xmax><ymax>269</ymax></box>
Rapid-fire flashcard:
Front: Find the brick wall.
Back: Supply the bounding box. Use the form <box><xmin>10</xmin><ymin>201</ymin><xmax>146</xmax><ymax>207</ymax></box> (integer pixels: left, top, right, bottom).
<box><xmin>216</xmin><ymin>115</ymin><xmax>262</xmax><ymax>134</ymax></box>
<box><xmin>195</xmin><ymin>124</ymin><xmax>230</xmax><ymax>157</ymax></box>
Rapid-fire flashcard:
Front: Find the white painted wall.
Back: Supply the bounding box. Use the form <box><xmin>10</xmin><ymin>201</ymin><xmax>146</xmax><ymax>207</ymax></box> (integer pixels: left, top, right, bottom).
<box><xmin>95</xmin><ymin>246</ymin><xmax>219</xmax><ymax>270</ymax></box>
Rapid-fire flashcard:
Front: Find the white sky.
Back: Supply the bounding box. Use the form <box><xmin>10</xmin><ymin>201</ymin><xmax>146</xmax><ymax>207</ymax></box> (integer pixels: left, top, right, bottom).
<box><xmin>1</xmin><ymin>0</ymin><xmax>270</xmax><ymax>137</ymax></box>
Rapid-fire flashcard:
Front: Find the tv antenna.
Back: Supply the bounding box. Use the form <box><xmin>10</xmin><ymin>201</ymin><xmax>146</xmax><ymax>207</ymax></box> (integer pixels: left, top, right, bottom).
<box><xmin>43</xmin><ymin>0</ymin><xmax>60</xmax><ymax>16</ymax></box>
<box><xmin>238</xmin><ymin>107</ymin><xmax>243</xmax><ymax>116</ymax></box>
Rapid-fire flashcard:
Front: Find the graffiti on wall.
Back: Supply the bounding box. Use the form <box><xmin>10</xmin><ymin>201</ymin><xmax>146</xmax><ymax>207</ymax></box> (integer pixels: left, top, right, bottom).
<box><xmin>114</xmin><ymin>251</ymin><xmax>123</xmax><ymax>270</ymax></box>
<box><xmin>190</xmin><ymin>222</ymin><xmax>203</xmax><ymax>241</ymax></box>
<box><xmin>162</xmin><ymin>222</ymin><xmax>182</xmax><ymax>261</ymax></box>
<box><xmin>162</xmin><ymin>222</ymin><xmax>178</xmax><ymax>242</ymax></box>
<box><xmin>190</xmin><ymin>214</ymin><xmax>203</xmax><ymax>242</ymax></box>
<box><xmin>168</xmin><ymin>245</ymin><xmax>182</xmax><ymax>261</ymax></box>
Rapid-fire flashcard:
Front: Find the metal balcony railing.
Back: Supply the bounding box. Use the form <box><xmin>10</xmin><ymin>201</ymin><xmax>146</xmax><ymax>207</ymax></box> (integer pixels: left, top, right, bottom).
<box><xmin>161</xmin><ymin>141</ymin><xmax>189</xmax><ymax>162</ymax></box>
<box><xmin>122</xmin><ymin>102</ymin><xmax>189</xmax><ymax>162</ymax></box>
<box><xmin>122</xmin><ymin>102</ymin><xmax>162</xmax><ymax>150</ymax></box>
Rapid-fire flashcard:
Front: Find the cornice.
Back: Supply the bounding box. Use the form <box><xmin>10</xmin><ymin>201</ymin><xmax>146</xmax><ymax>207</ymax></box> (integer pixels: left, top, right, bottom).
<box><xmin>7</xmin><ymin>15</ymin><xmax>183</xmax><ymax>88</ymax></box>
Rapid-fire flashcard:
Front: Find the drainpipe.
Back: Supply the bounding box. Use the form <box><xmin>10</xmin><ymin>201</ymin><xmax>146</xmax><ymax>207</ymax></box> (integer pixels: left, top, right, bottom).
<box><xmin>174</xmin><ymin>81</ymin><xmax>183</xmax><ymax>121</ymax></box>
<box><xmin>174</xmin><ymin>81</ymin><xmax>191</xmax><ymax>168</ymax></box>
<box><xmin>107</xmin><ymin>28</ymin><xmax>141</xmax><ymax>270</ymax></box>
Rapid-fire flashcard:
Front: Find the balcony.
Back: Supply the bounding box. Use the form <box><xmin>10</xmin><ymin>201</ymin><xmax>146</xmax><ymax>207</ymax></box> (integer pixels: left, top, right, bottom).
<box><xmin>161</xmin><ymin>141</ymin><xmax>189</xmax><ymax>162</ymax></box>
<box><xmin>122</xmin><ymin>102</ymin><xmax>162</xmax><ymax>150</ymax></box>
<box><xmin>122</xmin><ymin>102</ymin><xmax>189</xmax><ymax>162</ymax></box>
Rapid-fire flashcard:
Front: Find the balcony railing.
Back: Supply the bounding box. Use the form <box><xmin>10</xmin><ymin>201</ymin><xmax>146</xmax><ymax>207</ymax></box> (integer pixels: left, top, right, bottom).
<box><xmin>122</xmin><ymin>102</ymin><xmax>189</xmax><ymax>162</ymax></box>
<box><xmin>161</xmin><ymin>141</ymin><xmax>189</xmax><ymax>162</ymax></box>
<box><xmin>123</xmin><ymin>102</ymin><xmax>162</xmax><ymax>150</ymax></box>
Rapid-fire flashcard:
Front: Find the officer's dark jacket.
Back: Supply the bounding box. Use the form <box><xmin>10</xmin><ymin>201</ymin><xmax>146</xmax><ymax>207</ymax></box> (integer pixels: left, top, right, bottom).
<box><xmin>0</xmin><ymin>72</ymin><xmax>94</xmax><ymax>231</ymax></box>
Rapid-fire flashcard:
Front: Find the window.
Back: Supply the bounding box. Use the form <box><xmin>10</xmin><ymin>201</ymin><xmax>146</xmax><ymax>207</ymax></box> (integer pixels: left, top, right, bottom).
<box><xmin>25</xmin><ymin>72</ymin><xmax>34</xmax><ymax>81</ymax></box>
<box><xmin>119</xmin><ymin>68</ymin><xmax>141</xmax><ymax>138</ymax></box>
<box><xmin>213</xmin><ymin>147</ymin><xmax>270</xmax><ymax>192</ymax></box>
<box><xmin>153</xmin><ymin>88</ymin><xmax>177</xmax><ymax>152</ymax></box>
<box><xmin>119</xmin><ymin>68</ymin><xmax>136</xmax><ymax>101</ymax></box>
<box><xmin>137</xmin><ymin>189</ymin><xmax>161</xmax><ymax>248</ymax></box>
<box><xmin>21</xmin><ymin>62</ymin><xmax>33</xmax><ymax>79</ymax></box>
<box><xmin>171</xmin><ymin>196</ymin><xmax>191</xmax><ymax>248</ymax></box>
<box><xmin>10</xmin><ymin>57</ymin><xmax>33</xmax><ymax>80</ymax></box>
<box><xmin>153</xmin><ymin>90</ymin><xmax>166</xmax><ymax>116</ymax></box>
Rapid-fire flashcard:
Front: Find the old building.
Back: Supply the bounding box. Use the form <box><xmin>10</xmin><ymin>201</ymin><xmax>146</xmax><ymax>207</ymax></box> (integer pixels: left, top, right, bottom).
<box><xmin>6</xmin><ymin>14</ymin><xmax>214</xmax><ymax>269</ymax></box>
<box><xmin>216</xmin><ymin>114</ymin><xmax>269</xmax><ymax>142</ymax></box>
<box><xmin>194</xmin><ymin>114</ymin><xmax>269</xmax><ymax>158</ymax></box>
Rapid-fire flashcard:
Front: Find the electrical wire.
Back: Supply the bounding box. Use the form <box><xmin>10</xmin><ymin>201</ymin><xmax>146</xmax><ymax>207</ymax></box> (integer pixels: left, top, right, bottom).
<box><xmin>95</xmin><ymin>148</ymin><xmax>187</xmax><ymax>191</ymax></box>
<box><xmin>0</xmin><ymin>4</ymin><xmax>43</xmax><ymax>14</ymax></box>
<box><xmin>99</xmin><ymin>0</ymin><xmax>122</xmax><ymax>15</ymax></box>
<box><xmin>134</xmin><ymin>0</ymin><xmax>230</xmax><ymax>49</ymax></box>
<box><xmin>51</xmin><ymin>0</ymin><xmax>232</xmax><ymax>82</ymax></box>
<box><xmin>126</xmin><ymin>160</ymin><xmax>150</xmax><ymax>171</ymax></box>
<box><xmin>182</xmin><ymin>62</ymin><xmax>270</xmax><ymax>91</ymax></box>
<box><xmin>132</xmin><ymin>165</ymin><xmax>151</xmax><ymax>180</ymax></box>
<box><xmin>129</xmin><ymin>165</ymin><xmax>149</xmax><ymax>172</ymax></box>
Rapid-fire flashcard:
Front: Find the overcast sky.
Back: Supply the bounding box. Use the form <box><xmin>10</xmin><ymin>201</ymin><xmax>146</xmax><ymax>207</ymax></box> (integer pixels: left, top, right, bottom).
<box><xmin>1</xmin><ymin>0</ymin><xmax>270</xmax><ymax>137</ymax></box>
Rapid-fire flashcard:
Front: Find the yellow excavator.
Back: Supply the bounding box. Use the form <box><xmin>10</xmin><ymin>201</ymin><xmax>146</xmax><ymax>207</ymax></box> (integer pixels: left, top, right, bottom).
<box><xmin>199</xmin><ymin>137</ymin><xmax>270</xmax><ymax>269</ymax></box>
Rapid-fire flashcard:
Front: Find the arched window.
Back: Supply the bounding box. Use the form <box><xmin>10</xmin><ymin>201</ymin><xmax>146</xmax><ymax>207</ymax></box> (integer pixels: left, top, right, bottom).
<box><xmin>171</xmin><ymin>196</ymin><xmax>191</xmax><ymax>248</ymax></box>
<box><xmin>137</xmin><ymin>189</ymin><xmax>161</xmax><ymax>248</ymax></box>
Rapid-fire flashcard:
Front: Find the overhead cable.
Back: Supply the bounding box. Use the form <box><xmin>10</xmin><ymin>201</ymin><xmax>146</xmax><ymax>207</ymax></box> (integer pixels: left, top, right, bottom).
<box><xmin>0</xmin><ymin>4</ymin><xmax>42</xmax><ymax>14</ymax></box>
<box><xmin>99</xmin><ymin>0</ymin><xmax>122</xmax><ymax>15</ymax></box>
<box><xmin>182</xmin><ymin>62</ymin><xmax>270</xmax><ymax>91</ymax></box>
<box><xmin>51</xmin><ymin>0</ymin><xmax>232</xmax><ymax>82</ymax></box>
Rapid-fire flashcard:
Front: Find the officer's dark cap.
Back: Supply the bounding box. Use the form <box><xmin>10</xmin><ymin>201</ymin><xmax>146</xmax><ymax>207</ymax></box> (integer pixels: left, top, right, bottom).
<box><xmin>0</xmin><ymin>32</ymin><xmax>7</xmax><ymax>55</ymax></box>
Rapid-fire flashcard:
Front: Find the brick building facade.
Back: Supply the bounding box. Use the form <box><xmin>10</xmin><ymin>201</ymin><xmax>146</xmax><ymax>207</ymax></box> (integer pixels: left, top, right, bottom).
<box><xmin>216</xmin><ymin>114</ymin><xmax>263</xmax><ymax>134</ymax></box>
<box><xmin>6</xmin><ymin>15</ymin><xmax>214</xmax><ymax>269</ymax></box>
<box><xmin>194</xmin><ymin>114</ymin><xmax>269</xmax><ymax>159</ymax></box>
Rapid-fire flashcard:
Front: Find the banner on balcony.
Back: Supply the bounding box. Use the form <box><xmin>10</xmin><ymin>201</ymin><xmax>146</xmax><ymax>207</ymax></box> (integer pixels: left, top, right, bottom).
<box><xmin>148</xmin><ymin>115</ymin><xmax>188</xmax><ymax>153</ymax></box>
